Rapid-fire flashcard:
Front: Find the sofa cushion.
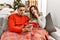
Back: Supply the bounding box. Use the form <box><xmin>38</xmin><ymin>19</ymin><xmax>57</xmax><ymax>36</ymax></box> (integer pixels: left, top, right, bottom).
<box><xmin>45</xmin><ymin>13</ymin><xmax>56</xmax><ymax>33</ymax></box>
<box><xmin>0</xmin><ymin>17</ymin><xmax>8</xmax><ymax>36</ymax></box>
<box><xmin>0</xmin><ymin>17</ymin><xmax>3</xmax><ymax>27</ymax></box>
<box><xmin>51</xmin><ymin>26</ymin><xmax>60</xmax><ymax>40</ymax></box>
<box><xmin>51</xmin><ymin>30</ymin><xmax>60</xmax><ymax>40</ymax></box>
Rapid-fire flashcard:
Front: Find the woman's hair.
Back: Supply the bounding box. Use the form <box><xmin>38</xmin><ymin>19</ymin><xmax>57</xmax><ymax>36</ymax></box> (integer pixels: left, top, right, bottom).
<box><xmin>17</xmin><ymin>3</ymin><xmax>25</xmax><ymax>9</ymax></box>
<box><xmin>29</xmin><ymin>5</ymin><xmax>40</xmax><ymax>20</ymax></box>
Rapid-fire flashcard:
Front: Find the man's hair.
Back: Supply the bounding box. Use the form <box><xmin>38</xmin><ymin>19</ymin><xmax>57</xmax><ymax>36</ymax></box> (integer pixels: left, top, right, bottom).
<box><xmin>17</xmin><ymin>3</ymin><xmax>25</xmax><ymax>9</ymax></box>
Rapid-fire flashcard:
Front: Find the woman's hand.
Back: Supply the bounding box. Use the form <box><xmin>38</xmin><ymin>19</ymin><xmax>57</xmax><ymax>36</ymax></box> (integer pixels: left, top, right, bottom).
<box><xmin>34</xmin><ymin>13</ymin><xmax>39</xmax><ymax>18</ymax></box>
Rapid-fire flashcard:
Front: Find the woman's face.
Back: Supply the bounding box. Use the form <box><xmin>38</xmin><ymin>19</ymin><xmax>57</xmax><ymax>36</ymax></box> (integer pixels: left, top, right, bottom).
<box><xmin>31</xmin><ymin>7</ymin><xmax>37</xmax><ymax>15</ymax></box>
<box><xmin>17</xmin><ymin>7</ymin><xmax>25</xmax><ymax>15</ymax></box>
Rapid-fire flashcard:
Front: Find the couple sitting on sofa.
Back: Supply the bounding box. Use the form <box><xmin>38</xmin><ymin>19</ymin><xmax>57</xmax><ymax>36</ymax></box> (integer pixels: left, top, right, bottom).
<box><xmin>1</xmin><ymin>3</ymin><xmax>52</xmax><ymax>40</ymax></box>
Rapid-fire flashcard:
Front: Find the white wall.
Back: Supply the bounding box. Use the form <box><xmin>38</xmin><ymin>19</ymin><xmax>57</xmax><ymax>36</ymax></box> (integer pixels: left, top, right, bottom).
<box><xmin>41</xmin><ymin>0</ymin><xmax>47</xmax><ymax>17</ymax></box>
<box><xmin>47</xmin><ymin>0</ymin><xmax>60</xmax><ymax>28</ymax></box>
<box><xmin>38</xmin><ymin>0</ymin><xmax>42</xmax><ymax>12</ymax></box>
<box><xmin>38</xmin><ymin>0</ymin><xmax>47</xmax><ymax>17</ymax></box>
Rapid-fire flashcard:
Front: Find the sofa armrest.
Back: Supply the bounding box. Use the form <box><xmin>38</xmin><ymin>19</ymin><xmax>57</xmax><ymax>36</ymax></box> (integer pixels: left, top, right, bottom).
<box><xmin>50</xmin><ymin>25</ymin><xmax>60</xmax><ymax>40</ymax></box>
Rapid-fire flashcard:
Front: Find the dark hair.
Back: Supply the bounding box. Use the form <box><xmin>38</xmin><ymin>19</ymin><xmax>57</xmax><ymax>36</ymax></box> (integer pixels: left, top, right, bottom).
<box><xmin>29</xmin><ymin>5</ymin><xmax>40</xmax><ymax>20</ymax></box>
<box><xmin>17</xmin><ymin>3</ymin><xmax>25</xmax><ymax>9</ymax></box>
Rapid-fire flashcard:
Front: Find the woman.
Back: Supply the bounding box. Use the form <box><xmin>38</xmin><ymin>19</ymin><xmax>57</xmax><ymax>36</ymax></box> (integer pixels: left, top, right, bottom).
<box><xmin>29</xmin><ymin>5</ymin><xmax>46</xmax><ymax>28</ymax></box>
<box><xmin>29</xmin><ymin>5</ymin><xmax>51</xmax><ymax>40</ymax></box>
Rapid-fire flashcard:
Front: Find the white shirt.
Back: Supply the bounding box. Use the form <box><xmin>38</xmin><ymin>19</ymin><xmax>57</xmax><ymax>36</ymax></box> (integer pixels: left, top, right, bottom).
<box><xmin>30</xmin><ymin>16</ymin><xmax>46</xmax><ymax>28</ymax></box>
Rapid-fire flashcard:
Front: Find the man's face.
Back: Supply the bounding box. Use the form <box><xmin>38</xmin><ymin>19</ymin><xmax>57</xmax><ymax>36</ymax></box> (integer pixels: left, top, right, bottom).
<box><xmin>17</xmin><ymin>7</ymin><xmax>25</xmax><ymax>15</ymax></box>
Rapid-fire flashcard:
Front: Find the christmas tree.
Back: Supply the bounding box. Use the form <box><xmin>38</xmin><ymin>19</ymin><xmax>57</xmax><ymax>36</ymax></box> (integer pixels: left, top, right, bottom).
<box><xmin>13</xmin><ymin>0</ymin><xmax>21</xmax><ymax>10</ymax></box>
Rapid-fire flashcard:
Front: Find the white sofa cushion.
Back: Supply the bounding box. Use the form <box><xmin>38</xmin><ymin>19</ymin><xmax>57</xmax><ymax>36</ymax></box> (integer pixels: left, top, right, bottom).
<box><xmin>51</xmin><ymin>26</ymin><xmax>60</xmax><ymax>40</ymax></box>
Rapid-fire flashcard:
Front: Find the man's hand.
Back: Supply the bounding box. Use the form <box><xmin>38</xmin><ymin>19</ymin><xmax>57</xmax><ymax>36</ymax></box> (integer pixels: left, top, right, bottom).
<box><xmin>23</xmin><ymin>24</ymin><xmax>33</xmax><ymax>32</ymax></box>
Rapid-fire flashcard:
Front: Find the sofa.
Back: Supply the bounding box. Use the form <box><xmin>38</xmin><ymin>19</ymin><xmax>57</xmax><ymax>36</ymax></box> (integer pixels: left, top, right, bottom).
<box><xmin>0</xmin><ymin>12</ymin><xmax>57</xmax><ymax>40</ymax></box>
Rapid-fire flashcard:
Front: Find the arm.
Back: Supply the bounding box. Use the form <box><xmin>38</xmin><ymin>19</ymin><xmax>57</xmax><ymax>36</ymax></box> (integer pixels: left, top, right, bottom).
<box><xmin>37</xmin><ymin>16</ymin><xmax>46</xmax><ymax>28</ymax></box>
<box><xmin>8</xmin><ymin>15</ymin><xmax>24</xmax><ymax>33</ymax></box>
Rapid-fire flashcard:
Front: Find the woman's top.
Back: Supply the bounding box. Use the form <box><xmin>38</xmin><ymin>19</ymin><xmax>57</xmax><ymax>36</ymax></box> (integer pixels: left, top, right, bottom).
<box><xmin>30</xmin><ymin>16</ymin><xmax>46</xmax><ymax>28</ymax></box>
